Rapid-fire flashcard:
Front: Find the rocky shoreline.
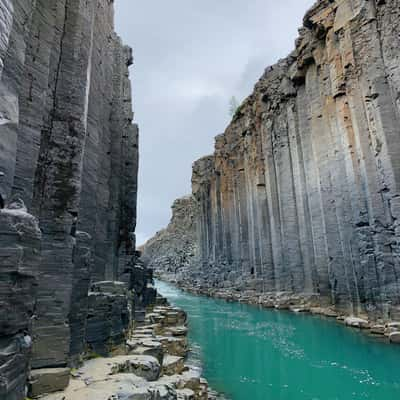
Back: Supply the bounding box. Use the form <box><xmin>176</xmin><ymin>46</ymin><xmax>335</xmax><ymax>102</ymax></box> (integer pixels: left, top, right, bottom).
<box><xmin>32</xmin><ymin>294</ymin><xmax>223</xmax><ymax>400</ymax></box>
<box><xmin>156</xmin><ymin>275</ymin><xmax>400</xmax><ymax>346</ymax></box>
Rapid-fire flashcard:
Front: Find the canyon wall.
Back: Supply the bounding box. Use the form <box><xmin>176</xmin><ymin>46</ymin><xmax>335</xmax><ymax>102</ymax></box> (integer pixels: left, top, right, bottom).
<box><xmin>142</xmin><ymin>196</ymin><xmax>200</xmax><ymax>282</ymax></box>
<box><xmin>145</xmin><ymin>0</ymin><xmax>400</xmax><ymax>321</ymax></box>
<box><xmin>0</xmin><ymin>1</ymin><xmax>142</xmax><ymax>398</ymax></box>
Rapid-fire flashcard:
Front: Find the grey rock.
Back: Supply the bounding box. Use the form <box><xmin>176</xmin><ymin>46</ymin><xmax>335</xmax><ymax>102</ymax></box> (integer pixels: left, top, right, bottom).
<box><xmin>162</xmin><ymin>355</ymin><xmax>185</xmax><ymax>376</ymax></box>
<box><xmin>0</xmin><ymin>0</ymin><xmax>140</xmax><ymax>397</ymax></box>
<box><xmin>141</xmin><ymin>196</ymin><xmax>200</xmax><ymax>284</ymax></box>
<box><xmin>85</xmin><ymin>285</ymin><xmax>130</xmax><ymax>356</ymax></box>
<box><xmin>0</xmin><ymin>203</ymin><xmax>41</xmax><ymax>400</ymax></box>
<box><xmin>144</xmin><ymin>0</ymin><xmax>400</xmax><ymax>321</ymax></box>
<box><xmin>389</xmin><ymin>332</ymin><xmax>400</xmax><ymax>344</ymax></box>
<box><xmin>111</xmin><ymin>355</ymin><xmax>161</xmax><ymax>382</ymax></box>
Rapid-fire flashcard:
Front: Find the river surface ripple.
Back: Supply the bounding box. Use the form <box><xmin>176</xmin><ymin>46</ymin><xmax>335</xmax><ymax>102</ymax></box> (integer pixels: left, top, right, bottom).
<box><xmin>155</xmin><ymin>280</ymin><xmax>400</xmax><ymax>400</ymax></box>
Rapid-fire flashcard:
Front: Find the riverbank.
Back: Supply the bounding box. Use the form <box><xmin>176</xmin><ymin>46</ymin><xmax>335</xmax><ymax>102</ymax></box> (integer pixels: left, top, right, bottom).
<box><xmin>156</xmin><ymin>274</ymin><xmax>400</xmax><ymax>346</ymax></box>
<box><xmin>155</xmin><ymin>279</ymin><xmax>400</xmax><ymax>400</ymax></box>
<box><xmin>34</xmin><ymin>296</ymin><xmax>222</xmax><ymax>400</ymax></box>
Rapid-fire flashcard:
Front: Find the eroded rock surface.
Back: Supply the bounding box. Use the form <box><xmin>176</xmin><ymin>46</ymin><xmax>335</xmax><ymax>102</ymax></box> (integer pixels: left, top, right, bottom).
<box><xmin>144</xmin><ymin>0</ymin><xmax>400</xmax><ymax>323</ymax></box>
<box><xmin>39</xmin><ymin>302</ymin><xmax>214</xmax><ymax>400</ymax></box>
<box><xmin>0</xmin><ymin>201</ymin><xmax>41</xmax><ymax>399</ymax></box>
<box><xmin>142</xmin><ymin>196</ymin><xmax>200</xmax><ymax>282</ymax></box>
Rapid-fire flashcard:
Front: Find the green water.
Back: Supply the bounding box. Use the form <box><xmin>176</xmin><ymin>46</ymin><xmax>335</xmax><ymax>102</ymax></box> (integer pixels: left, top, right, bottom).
<box><xmin>156</xmin><ymin>280</ymin><xmax>400</xmax><ymax>400</ymax></box>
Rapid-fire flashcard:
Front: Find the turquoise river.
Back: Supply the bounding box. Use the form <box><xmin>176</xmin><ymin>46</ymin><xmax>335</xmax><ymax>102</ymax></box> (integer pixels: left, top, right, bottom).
<box><xmin>155</xmin><ymin>280</ymin><xmax>400</xmax><ymax>400</ymax></box>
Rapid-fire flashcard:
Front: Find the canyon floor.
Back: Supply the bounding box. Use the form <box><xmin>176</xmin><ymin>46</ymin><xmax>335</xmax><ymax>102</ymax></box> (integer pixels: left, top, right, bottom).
<box><xmin>33</xmin><ymin>298</ymin><xmax>219</xmax><ymax>400</ymax></box>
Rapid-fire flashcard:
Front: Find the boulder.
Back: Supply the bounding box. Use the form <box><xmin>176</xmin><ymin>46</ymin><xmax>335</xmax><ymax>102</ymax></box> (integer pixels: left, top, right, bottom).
<box><xmin>127</xmin><ymin>338</ymin><xmax>164</xmax><ymax>364</ymax></box>
<box><xmin>165</xmin><ymin>326</ymin><xmax>188</xmax><ymax>337</ymax></box>
<box><xmin>28</xmin><ymin>368</ymin><xmax>70</xmax><ymax>398</ymax></box>
<box><xmin>177</xmin><ymin>388</ymin><xmax>195</xmax><ymax>400</ymax></box>
<box><xmin>344</xmin><ymin>317</ymin><xmax>370</xmax><ymax>329</ymax></box>
<box><xmin>370</xmin><ymin>325</ymin><xmax>385</xmax><ymax>335</ymax></box>
<box><xmin>162</xmin><ymin>355</ymin><xmax>185</xmax><ymax>376</ymax></box>
<box><xmin>111</xmin><ymin>355</ymin><xmax>161</xmax><ymax>382</ymax></box>
<box><xmin>389</xmin><ymin>332</ymin><xmax>400</xmax><ymax>344</ymax></box>
<box><xmin>158</xmin><ymin>336</ymin><xmax>188</xmax><ymax>357</ymax></box>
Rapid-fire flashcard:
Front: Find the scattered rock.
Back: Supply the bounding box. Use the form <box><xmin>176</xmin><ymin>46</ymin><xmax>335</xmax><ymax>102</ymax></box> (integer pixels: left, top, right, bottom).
<box><xmin>370</xmin><ymin>325</ymin><xmax>385</xmax><ymax>335</ymax></box>
<box><xmin>389</xmin><ymin>332</ymin><xmax>400</xmax><ymax>344</ymax></box>
<box><xmin>177</xmin><ymin>388</ymin><xmax>196</xmax><ymax>399</ymax></box>
<box><xmin>162</xmin><ymin>355</ymin><xmax>186</xmax><ymax>376</ymax></box>
<box><xmin>28</xmin><ymin>368</ymin><xmax>70</xmax><ymax>398</ymax></box>
<box><xmin>344</xmin><ymin>317</ymin><xmax>370</xmax><ymax>329</ymax></box>
<box><xmin>111</xmin><ymin>355</ymin><xmax>161</xmax><ymax>382</ymax></box>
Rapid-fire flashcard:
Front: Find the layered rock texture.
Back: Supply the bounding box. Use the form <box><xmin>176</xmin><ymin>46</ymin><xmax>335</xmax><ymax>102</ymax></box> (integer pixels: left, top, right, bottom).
<box><xmin>142</xmin><ymin>196</ymin><xmax>200</xmax><ymax>282</ymax></box>
<box><xmin>0</xmin><ymin>1</ymin><xmax>144</xmax><ymax>398</ymax></box>
<box><xmin>38</xmin><ymin>300</ymin><xmax>217</xmax><ymax>400</ymax></box>
<box><xmin>145</xmin><ymin>0</ymin><xmax>400</xmax><ymax>322</ymax></box>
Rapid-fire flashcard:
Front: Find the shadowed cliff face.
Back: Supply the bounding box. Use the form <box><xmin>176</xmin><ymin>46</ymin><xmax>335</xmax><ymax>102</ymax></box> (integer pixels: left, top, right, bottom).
<box><xmin>0</xmin><ymin>0</ymin><xmax>140</xmax><ymax>398</ymax></box>
<box><xmin>146</xmin><ymin>0</ymin><xmax>400</xmax><ymax>320</ymax></box>
<box><xmin>142</xmin><ymin>196</ymin><xmax>200</xmax><ymax>282</ymax></box>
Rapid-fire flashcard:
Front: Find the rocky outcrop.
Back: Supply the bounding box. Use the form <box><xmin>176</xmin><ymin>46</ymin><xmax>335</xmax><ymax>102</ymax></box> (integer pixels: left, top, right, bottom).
<box><xmin>0</xmin><ymin>200</ymin><xmax>41</xmax><ymax>399</ymax></box>
<box><xmin>38</xmin><ymin>301</ymin><xmax>217</xmax><ymax>400</ymax></box>
<box><xmin>146</xmin><ymin>0</ymin><xmax>400</xmax><ymax>322</ymax></box>
<box><xmin>85</xmin><ymin>282</ymin><xmax>132</xmax><ymax>358</ymax></box>
<box><xmin>142</xmin><ymin>196</ymin><xmax>200</xmax><ymax>282</ymax></box>
<box><xmin>0</xmin><ymin>1</ymin><xmax>141</xmax><ymax>398</ymax></box>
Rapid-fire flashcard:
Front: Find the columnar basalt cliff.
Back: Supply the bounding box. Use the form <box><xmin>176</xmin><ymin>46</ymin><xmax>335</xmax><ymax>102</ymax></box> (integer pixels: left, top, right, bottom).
<box><xmin>0</xmin><ymin>1</ymin><xmax>143</xmax><ymax>398</ymax></box>
<box><xmin>145</xmin><ymin>0</ymin><xmax>400</xmax><ymax>322</ymax></box>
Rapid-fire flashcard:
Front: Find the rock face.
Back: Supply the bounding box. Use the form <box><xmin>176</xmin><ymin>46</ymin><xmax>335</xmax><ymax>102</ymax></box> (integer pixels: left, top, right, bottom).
<box><xmin>85</xmin><ymin>282</ymin><xmax>131</xmax><ymax>357</ymax></box>
<box><xmin>0</xmin><ymin>0</ymin><xmax>141</xmax><ymax>398</ymax></box>
<box><xmin>0</xmin><ymin>200</ymin><xmax>41</xmax><ymax>400</ymax></box>
<box><xmin>38</xmin><ymin>302</ymin><xmax>213</xmax><ymax>400</ymax></box>
<box><xmin>145</xmin><ymin>0</ymin><xmax>400</xmax><ymax>321</ymax></box>
<box><xmin>142</xmin><ymin>196</ymin><xmax>200</xmax><ymax>282</ymax></box>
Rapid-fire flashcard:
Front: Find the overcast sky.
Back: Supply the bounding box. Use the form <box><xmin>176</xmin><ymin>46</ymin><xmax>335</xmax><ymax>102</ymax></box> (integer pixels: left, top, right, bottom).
<box><xmin>115</xmin><ymin>0</ymin><xmax>315</xmax><ymax>246</ymax></box>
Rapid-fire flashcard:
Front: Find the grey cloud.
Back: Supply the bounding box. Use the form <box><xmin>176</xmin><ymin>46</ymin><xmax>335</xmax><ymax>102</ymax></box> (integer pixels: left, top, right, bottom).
<box><xmin>115</xmin><ymin>0</ymin><xmax>316</xmax><ymax>245</ymax></box>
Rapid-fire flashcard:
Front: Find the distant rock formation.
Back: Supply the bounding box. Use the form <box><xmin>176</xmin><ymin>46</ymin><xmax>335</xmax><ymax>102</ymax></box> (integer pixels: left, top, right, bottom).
<box><xmin>144</xmin><ymin>0</ymin><xmax>400</xmax><ymax>321</ymax></box>
<box><xmin>0</xmin><ymin>1</ymin><xmax>146</xmax><ymax>398</ymax></box>
<box><xmin>142</xmin><ymin>196</ymin><xmax>200</xmax><ymax>282</ymax></box>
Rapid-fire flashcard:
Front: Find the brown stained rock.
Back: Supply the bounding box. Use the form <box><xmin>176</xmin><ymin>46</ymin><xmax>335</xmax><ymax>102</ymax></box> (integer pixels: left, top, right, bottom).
<box><xmin>162</xmin><ymin>355</ymin><xmax>186</xmax><ymax>376</ymax></box>
<box><xmin>158</xmin><ymin>336</ymin><xmax>189</xmax><ymax>358</ymax></box>
<box><xmin>142</xmin><ymin>0</ymin><xmax>400</xmax><ymax>322</ymax></box>
<box><xmin>28</xmin><ymin>368</ymin><xmax>70</xmax><ymax>398</ymax></box>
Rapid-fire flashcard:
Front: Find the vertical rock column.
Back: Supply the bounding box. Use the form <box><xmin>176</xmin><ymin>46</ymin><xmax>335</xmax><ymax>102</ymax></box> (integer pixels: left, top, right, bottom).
<box><xmin>169</xmin><ymin>0</ymin><xmax>400</xmax><ymax>319</ymax></box>
<box><xmin>0</xmin><ymin>201</ymin><xmax>41</xmax><ymax>400</ymax></box>
<box><xmin>0</xmin><ymin>0</ymin><xmax>33</xmax><ymax>205</ymax></box>
<box><xmin>31</xmin><ymin>0</ymin><xmax>96</xmax><ymax>369</ymax></box>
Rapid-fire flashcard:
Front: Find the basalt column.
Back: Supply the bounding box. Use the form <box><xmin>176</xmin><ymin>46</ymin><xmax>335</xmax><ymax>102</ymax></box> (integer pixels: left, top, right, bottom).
<box><xmin>145</xmin><ymin>0</ymin><xmax>400</xmax><ymax>320</ymax></box>
<box><xmin>0</xmin><ymin>0</ymin><xmax>140</xmax><ymax>396</ymax></box>
<box><xmin>191</xmin><ymin>0</ymin><xmax>400</xmax><ymax>319</ymax></box>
